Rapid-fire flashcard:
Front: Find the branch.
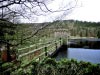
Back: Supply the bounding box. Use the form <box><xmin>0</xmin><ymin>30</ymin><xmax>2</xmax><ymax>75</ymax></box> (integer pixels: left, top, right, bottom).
<box><xmin>38</xmin><ymin>2</ymin><xmax>52</xmax><ymax>12</ymax></box>
<box><xmin>22</xmin><ymin>23</ymin><xmax>50</xmax><ymax>41</ymax></box>
<box><xmin>6</xmin><ymin>7</ymin><xmax>30</xmax><ymax>19</ymax></box>
<box><xmin>0</xmin><ymin>2</ymin><xmax>15</xmax><ymax>8</ymax></box>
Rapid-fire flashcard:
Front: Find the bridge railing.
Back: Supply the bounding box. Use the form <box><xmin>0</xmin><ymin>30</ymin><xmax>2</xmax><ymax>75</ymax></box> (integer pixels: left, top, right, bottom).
<box><xmin>18</xmin><ymin>38</ymin><xmax>59</xmax><ymax>55</ymax></box>
<box><xmin>1</xmin><ymin>37</ymin><xmax>67</xmax><ymax>75</ymax></box>
<box><xmin>18</xmin><ymin>38</ymin><xmax>63</xmax><ymax>66</ymax></box>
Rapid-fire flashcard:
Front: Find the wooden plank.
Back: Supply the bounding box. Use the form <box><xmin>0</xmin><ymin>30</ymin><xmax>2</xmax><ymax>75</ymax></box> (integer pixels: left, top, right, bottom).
<box><xmin>19</xmin><ymin>44</ymin><xmax>51</xmax><ymax>58</ymax></box>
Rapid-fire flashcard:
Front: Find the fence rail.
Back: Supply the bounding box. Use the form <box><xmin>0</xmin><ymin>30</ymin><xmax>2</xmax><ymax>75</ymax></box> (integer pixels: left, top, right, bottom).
<box><xmin>1</xmin><ymin>38</ymin><xmax>66</xmax><ymax>75</ymax></box>
<box><xmin>18</xmin><ymin>38</ymin><xmax>63</xmax><ymax>64</ymax></box>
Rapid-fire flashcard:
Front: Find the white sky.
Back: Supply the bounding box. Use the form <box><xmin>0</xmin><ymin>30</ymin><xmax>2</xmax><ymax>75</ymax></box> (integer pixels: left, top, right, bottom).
<box><xmin>21</xmin><ymin>0</ymin><xmax>100</xmax><ymax>23</ymax></box>
<box><xmin>67</xmin><ymin>0</ymin><xmax>100</xmax><ymax>22</ymax></box>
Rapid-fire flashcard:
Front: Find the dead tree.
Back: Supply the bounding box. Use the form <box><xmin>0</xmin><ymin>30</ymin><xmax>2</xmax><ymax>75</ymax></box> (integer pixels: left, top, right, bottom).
<box><xmin>0</xmin><ymin>0</ymin><xmax>77</xmax><ymax>62</ymax></box>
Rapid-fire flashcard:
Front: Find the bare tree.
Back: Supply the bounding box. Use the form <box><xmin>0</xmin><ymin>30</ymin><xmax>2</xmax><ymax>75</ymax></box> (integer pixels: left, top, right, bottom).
<box><xmin>0</xmin><ymin>0</ymin><xmax>77</xmax><ymax>21</ymax></box>
<box><xmin>0</xmin><ymin>0</ymin><xmax>78</xmax><ymax>62</ymax></box>
<box><xmin>0</xmin><ymin>0</ymin><xmax>78</xmax><ymax>44</ymax></box>
<box><xmin>0</xmin><ymin>0</ymin><xmax>78</xmax><ymax>41</ymax></box>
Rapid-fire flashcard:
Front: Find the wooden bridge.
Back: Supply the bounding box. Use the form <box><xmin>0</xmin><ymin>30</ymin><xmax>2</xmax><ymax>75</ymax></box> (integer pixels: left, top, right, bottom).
<box><xmin>17</xmin><ymin>36</ymin><xmax>94</xmax><ymax>66</ymax></box>
<box><xmin>1</xmin><ymin>35</ymin><xmax>96</xmax><ymax>74</ymax></box>
<box><xmin>18</xmin><ymin>38</ymin><xmax>64</xmax><ymax>65</ymax></box>
<box><xmin>1</xmin><ymin>38</ymin><xmax>66</xmax><ymax>74</ymax></box>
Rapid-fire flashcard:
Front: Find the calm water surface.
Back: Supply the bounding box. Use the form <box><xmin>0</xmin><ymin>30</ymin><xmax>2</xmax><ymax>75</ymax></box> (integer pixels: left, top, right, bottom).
<box><xmin>68</xmin><ymin>48</ymin><xmax>100</xmax><ymax>64</ymax></box>
<box><xmin>56</xmin><ymin>48</ymin><xmax>100</xmax><ymax>64</ymax></box>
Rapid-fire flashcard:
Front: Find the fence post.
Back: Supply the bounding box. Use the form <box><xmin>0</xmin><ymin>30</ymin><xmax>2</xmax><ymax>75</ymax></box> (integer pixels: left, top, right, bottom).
<box><xmin>55</xmin><ymin>41</ymin><xmax>57</xmax><ymax>50</ymax></box>
<box><xmin>45</xmin><ymin>46</ymin><xmax>47</xmax><ymax>56</ymax></box>
<box><xmin>59</xmin><ymin>38</ymin><xmax>62</xmax><ymax>46</ymax></box>
<box><xmin>0</xmin><ymin>62</ymin><xmax>2</xmax><ymax>75</ymax></box>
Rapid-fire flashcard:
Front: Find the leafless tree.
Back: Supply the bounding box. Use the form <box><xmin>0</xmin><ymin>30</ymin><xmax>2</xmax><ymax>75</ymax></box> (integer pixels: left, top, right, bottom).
<box><xmin>0</xmin><ymin>0</ymin><xmax>78</xmax><ymax>21</ymax></box>
<box><xmin>0</xmin><ymin>0</ymin><xmax>78</xmax><ymax>45</ymax></box>
<box><xmin>0</xmin><ymin>0</ymin><xmax>78</xmax><ymax>62</ymax></box>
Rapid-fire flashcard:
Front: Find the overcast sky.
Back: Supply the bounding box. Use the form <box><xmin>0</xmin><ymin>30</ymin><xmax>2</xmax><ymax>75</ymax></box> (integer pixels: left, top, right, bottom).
<box><xmin>67</xmin><ymin>0</ymin><xmax>100</xmax><ymax>22</ymax></box>
<box><xmin>21</xmin><ymin>0</ymin><xmax>100</xmax><ymax>23</ymax></box>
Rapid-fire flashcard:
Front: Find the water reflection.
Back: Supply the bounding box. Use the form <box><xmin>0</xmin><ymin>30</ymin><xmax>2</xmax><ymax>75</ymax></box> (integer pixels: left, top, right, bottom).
<box><xmin>68</xmin><ymin>38</ymin><xmax>100</xmax><ymax>49</ymax></box>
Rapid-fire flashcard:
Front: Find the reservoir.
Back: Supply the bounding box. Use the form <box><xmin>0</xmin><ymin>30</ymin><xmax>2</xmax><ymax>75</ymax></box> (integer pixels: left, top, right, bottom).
<box><xmin>55</xmin><ymin>38</ymin><xmax>100</xmax><ymax>64</ymax></box>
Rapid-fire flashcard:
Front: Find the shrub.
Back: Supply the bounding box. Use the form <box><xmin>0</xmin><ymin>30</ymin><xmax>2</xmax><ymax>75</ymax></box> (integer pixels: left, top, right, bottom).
<box><xmin>31</xmin><ymin>58</ymin><xmax>100</xmax><ymax>75</ymax></box>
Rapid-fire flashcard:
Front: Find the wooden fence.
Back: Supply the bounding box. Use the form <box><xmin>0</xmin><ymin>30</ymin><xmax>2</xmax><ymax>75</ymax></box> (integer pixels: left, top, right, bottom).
<box><xmin>1</xmin><ymin>37</ymin><xmax>67</xmax><ymax>75</ymax></box>
<box><xmin>18</xmin><ymin>38</ymin><xmax>63</xmax><ymax>65</ymax></box>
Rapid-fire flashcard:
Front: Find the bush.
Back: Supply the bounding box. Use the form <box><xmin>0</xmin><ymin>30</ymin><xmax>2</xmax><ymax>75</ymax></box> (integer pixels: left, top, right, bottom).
<box><xmin>31</xmin><ymin>58</ymin><xmax>100</xmax><ymax>75</ymax></box>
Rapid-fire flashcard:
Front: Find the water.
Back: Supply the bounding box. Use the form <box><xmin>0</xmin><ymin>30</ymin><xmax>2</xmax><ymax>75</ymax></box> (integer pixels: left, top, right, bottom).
<box><xmin>67</xmin><ymin>48</ymin><xmax>100</xmax><ymax>64</ymax></box>
<box><xmin>68</xmin><ymin>38</ymin><xmax>100</xmax><ymax>49</ymax></box>
<box><xmin>56</xmin><ymin>48</ymin><xmax>100</xmax><ymax>64</ymax></box>
<box><xmin>55</xmin><ymin>39</ymin><xmax>100</xmax><ymax>64</ymax></box>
